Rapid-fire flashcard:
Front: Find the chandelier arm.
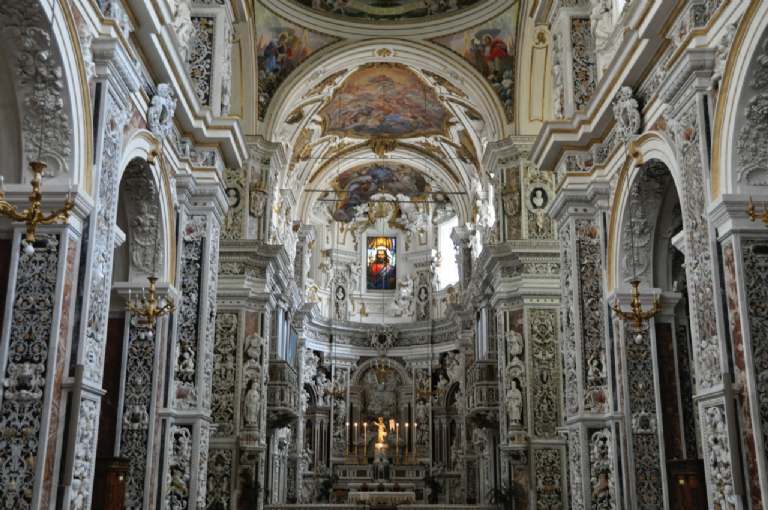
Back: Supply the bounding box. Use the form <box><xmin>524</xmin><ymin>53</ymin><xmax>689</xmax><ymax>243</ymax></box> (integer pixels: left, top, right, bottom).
<box><xmin>0</xmin><ymin>201</ymin><xmax>33</xmax><ymax>222</ymax></box>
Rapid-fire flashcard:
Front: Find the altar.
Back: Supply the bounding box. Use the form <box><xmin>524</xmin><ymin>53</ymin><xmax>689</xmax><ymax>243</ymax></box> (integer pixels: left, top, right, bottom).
<box><xmin>348</xmin><ymin>490</ymin><xmax>417</xmax><ymax>506</ymax></box>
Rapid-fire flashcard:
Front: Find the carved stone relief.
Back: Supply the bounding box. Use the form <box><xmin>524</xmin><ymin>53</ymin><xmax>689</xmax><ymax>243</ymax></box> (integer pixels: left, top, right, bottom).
<box><xmin>624</xmin><ymin>326</ymin><xmax>663</xmax><ymax>507</ymax></box>
<box><xmin>0</xmin><ymin>3</ymin><xmax>72</xmax><ymax>176</ymax></box>
<box><xmin>0</xmin><ymin>235</ymin><xmax>60</xmax><ymax>508</ymax></box>
<box><xmin>223</xmin><ymin>167</ymin><xmax>245</xmax><ymax>240</ymax></box>
<box><xmin>534</xmin><ymin>448</ymin><xmax>563</xmax><ymax>509</ymax></box>
<box><xmin>571</xmin><ymin>17</ymin><xmax>597</xmax><ymax>111</ymax></box>
<box><xmin>529</xmin><ymin>309</ymin><xmax>560</xmax><ymax>437</ymax></box>
<box><xmin>589</xmin><ymin>427</ymin><xmax>616</xmax><ymax>509</ymax></box>
<box><xmin>148</xmin><ymin>83</ymin><xmax>177</xmax><ymax>139</ymax></box>
<box><xmin>121</xmin><ymin>161</ymin><xmax>162</xmax><ymax>275</ymax></box>
<box><xmin>120</xmin><ymin>317</ymin><xmax>159</xmax><ymax>509</ymax></box>
<box><xmin>166</xmin><ymin>425</ymin><xmax>193</xmax><ymax>508</ymax></box>
<box><xmin>576</xmin><ymin>219</ymin><xmax>608</xmax><ymax>413</ymax></box>
<box><xmin>189</xmin><ymin>16</ymin><xmax>215</xmax><ymax>105</ymax></box>
<box><xmin>212</xmin><ymin>312</ymin><xmax>238</xmax><ymax>436</ymax></box>
<box><xmin>174</xmin><ymin>215</ymin><xmax>207</xmax><ymax>409</ymax></box>
<box><xmin>205</xmin><ymin>449</ymin><xmax>233</xmax><ymax>509</ymax></box>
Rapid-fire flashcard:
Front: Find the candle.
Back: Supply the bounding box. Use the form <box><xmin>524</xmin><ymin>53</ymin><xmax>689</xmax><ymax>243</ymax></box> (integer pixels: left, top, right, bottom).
<box><xmin>363</xmin><ymin>422</ymin><xmax>368</xmax><ymax>461</ymax></box>
<box><xmin>346</xmin><ymin>422</ymin><xmax>350</xmax><ymax>458</ymax></box>
<box><xmin>396</xmin><ymin>422</ymin><xmax>400</xmax><ymax>464</ymax></box>
<box><xmin>354</xmin><ymin>422</ymin><xmax>358</xmax><ymax>458</ymax></box>
<box><xmin>404</xmin><ymin>422</ymin><xmax>409</xmax><ymax>463</ymax></box>
<box><xmin>412</xmin><ymin>423</ymin><xmax>417</xmax><ymax>463</ymax></box>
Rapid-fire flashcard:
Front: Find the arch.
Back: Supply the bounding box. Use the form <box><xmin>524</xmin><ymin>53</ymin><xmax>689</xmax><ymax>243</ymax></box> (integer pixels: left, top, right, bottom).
<box><xmin>606</xmin><ymin>131</ymin><xmax>683</xmax><ymax>291</ymax></box>
<box><xmin>711</xmin><ymin>0</ymin><xmax>768</xmax><ymax>198</ymax></box>
<box><xmin>350</xmin><ymin>356</ymin><xmax>413</xmax><ymax>388</ymax></box>
<box><xmin>263</xmin><ymin>38</ymin><xmax>509</xmax><ymax>143</ymax></box>
<box><xmin>117</xmin><ymin>131</ymin><xmax>176</xmax><ymax>283</ymax></box>
<box><xmin>0</xmin><ymin>1</ymin><xmax>91</xmax><ymax>189</ymax></box>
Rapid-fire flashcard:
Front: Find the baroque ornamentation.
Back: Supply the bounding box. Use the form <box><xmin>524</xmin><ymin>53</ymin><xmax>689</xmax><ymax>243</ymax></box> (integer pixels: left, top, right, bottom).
<box><xmin>568</xmin><ymin>429</ymin><xmax>584</xmax><ymax>509</ymax></box>
<box><xmin>534</xmin><ymin>448</ymin><xmax>563</xmax><ymax>509</ymax></box>
<box><xmin>0</xmin><ymin>3</ymin><xmax>72</xmax><ymax>176</ymax></box>
<box><xmin>166</xmin><ymin>425</ymin><xmax>193</xmax><ymax>509</ymax></box>
<box><xmin>120</xmin><ymin>318</ymin><xmax>158</xmax><ymax>509</ymax></box>
<box><xmin>529</xmin><ymin>309</ymin><xmax>560</xmax><ymax>437</ymax></box>
<box><xmin>212</xmin><ymin>313</ymin><xmax>238</xmax><ymax>436</ymax></box>
<box><xmin>174</xmin><ymin>215</ymin><xmax>207</xmax><ymax>408</ymax></box>
<box><xmin>189</xmin><ymin>16</ymin><xmax>215</xmax><ymax>105</ymax></box>
<box><xmin>624</xmin><ymin>326</ymin><xmax>662</xmax><ymax>507</ymax></box>
<box><xmin>673</xmin><ymin>104</ymin><xmax>721</xmax><ymax>390</ymax></box>
<box><xmin>612</xmin><ymin>86</ymin><xmax>641</xmax><ymax>143</ymax></box>
<box><xmin>703</xmin><ymin>405</ymin><xmax>737</xmax><ymax>509</ymax></box>
<box><xmin>558</xmin><ymin>222</ymin><xmax>579</xmax><ymax>416</ymax></box>
<box><xmin>741</xmin><ymin>240</ymin><xmax>768</xmax><ymax>476</ymax></box>
<box><xmin>148</xmin><ymin>83</ymin><xmax>177</xmax><ymax>139</ymax></box>
<box><xmin>0</xmin><ymin>235</ymin><xmax>59</xmax><ymax>508</ymax></box>
<box><xmin>576</xmin><ymin>219</ymin><xmax>608</xmax><ymax>413</ymax></box>
<box><xmin>571</xmin><ymin>17</ymin><xmax>597</xmax><ymax>111</ymax></box>
<box><xmin>736</xmin><ymin>37</ymin><xmax>768</xmax><ymax>185</ymax></box>
<box><xmin>205</xmin><ymin>449</ymin><xmax>233</xmax><ymax>509</ymax></box>
<box><xmin>121</xmin><ymin>161</ymin><xmax>162</xmax><ymax>275</ymax></box>
<box><xmin>589</xmin><ymin>428</ymin><xmax>616</xmax><ymax>509</ymax></box>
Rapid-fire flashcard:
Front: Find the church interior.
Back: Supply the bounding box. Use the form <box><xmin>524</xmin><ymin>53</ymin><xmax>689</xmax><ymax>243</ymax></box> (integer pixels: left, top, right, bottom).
<box><xmin>0</xmin><ymin>0</ymin><xmax>765</xmax><ymax>509</ymax></box>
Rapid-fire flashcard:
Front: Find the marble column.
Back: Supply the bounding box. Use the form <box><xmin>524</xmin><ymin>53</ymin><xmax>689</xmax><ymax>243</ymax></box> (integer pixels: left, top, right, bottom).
<box><xmin>161</xmin><ymin>183</ymin><xmax>224</xmax><ymax>510</ymax></box>
<box><xmin>61</xmin><ymin>52</ymin><xmax>136</xmax><ymax>509</ymax></box>
<box><xmin>112</xmin><ymin>281</ymin><xmax>175</xmax><ymax>510</ymax></box>
<box><xmin>551</xmin><ymin>186</ymin><xmax>621</xmax><ymax>510</ymax></box>
<box><xmin>712</xmin><ymin>195</ymin><xmax>768</xmax><ymax>509</ymax></box>
<box><xmin>663</xmin><ymin>73</ymin><xmax>743</xmax><ymax>509</ymax></box>
<box><xmin>0</xmin><ymin>225</ymin><xmax>81</xmax><ymax>509</ymax></box>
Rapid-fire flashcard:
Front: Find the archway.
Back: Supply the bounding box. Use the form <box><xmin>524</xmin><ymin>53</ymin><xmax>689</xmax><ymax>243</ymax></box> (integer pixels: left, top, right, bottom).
<box><xmin>615</xmin><ymin>159</ymin><xmax>706</xmax><ymax>508</ymax></box>
<box><xmin>93</xmin><ymin>155</ymin><xmax>171</xmax><ymax>509</ymax></box>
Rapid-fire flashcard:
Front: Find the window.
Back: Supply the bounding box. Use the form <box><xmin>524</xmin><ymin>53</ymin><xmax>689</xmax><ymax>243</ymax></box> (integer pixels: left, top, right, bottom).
<box><xmin>436</xmin><ymin>216</ymin><xmax>459</xmax><ymax>289</ymax></box>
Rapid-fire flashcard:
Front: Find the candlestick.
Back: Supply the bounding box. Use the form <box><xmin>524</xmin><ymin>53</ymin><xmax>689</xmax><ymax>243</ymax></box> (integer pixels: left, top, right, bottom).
<box><xmin>404</xmin><ymin>422</ymin><xmax>409</xmax><ymax>464</ymax></box>
<box><xmin>354</xmin><ymin>422</ymin><xmax>358</xmax><ymax>459</ymax></box>
<box><xmin>396</xmin><ymin>422</ymin><xmax>400</xmax><ymax>464</ymax></box>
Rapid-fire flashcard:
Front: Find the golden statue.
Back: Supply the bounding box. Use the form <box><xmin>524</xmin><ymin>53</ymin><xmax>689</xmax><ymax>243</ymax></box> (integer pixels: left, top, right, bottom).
<box><xmin>373</xmin><ymin>416</ymin><xmax>387</xmax><ymax>446</ymax></box>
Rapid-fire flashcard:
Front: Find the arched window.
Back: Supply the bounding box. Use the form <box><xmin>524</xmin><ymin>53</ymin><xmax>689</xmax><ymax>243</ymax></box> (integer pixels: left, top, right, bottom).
<box><xmin>436</xmin><ymin>216</ymin><xmax>459</xmax><ymax>289</ymax></box>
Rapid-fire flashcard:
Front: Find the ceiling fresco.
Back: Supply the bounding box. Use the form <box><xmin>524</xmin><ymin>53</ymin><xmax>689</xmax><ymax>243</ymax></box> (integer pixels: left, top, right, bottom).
<box><xmin>328</xmin><ymin>163</ymin><xmax>432</xmax><ymax>222</ymax></box>
<box><xmin>290</xmin><ymin>0</ymin><xmax>484</xmax><ymax>21</ymax></box>
<box><xmin>318</xmin><ymin>63</ymin><xmax>451</xmax><ymax>139</ymax></box>
<box><xmin>256</xmin><ymin>8</ymin><xmax>338</xmax><ymax>120</ymax></box>
<box><xmin>432</xmin><ymin>2</ymin><xmax>520</xmax><ymax>121</ymax></box>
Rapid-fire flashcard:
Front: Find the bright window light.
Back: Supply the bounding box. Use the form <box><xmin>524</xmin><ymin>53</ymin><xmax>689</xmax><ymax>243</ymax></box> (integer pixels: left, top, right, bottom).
<box><xmin>437</xmin><ymin>216</ymin><xmax>460</xmax><ymax>290</ymax></box>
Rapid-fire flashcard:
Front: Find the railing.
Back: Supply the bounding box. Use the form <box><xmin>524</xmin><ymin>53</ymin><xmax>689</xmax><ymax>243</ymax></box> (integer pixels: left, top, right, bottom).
<box><xmin>267</xmin><ymin>360</ymin><xmax>299</xmax><ymax>421</ymax></box>
<box><xmin>466</xmin><ymin>360</ymin><xmax>499</xmax><ymax>412</ymax></box>
<box><xmin>397</xmin><ymin>506</ymin><xmax>497</xmax><ymax>509</ymax></box>
<box><xmin>265</xmin><ymin>505</ymin><xmax>368</xmax><ymax>510</ymax></box>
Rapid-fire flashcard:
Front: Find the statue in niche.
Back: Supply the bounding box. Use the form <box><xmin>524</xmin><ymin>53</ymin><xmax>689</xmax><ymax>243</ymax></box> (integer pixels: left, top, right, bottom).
<box><xmin>245</xmin><ymin>333</ymin><xmax>262</xmax><ymax>362</ymax></box>
<box><xmin>373</xmin><ymin>416</ymin><xmax>388</xmax><ymax>446</ymax></box>
<box><xmin>244</xmin><ymin>380</ymin><xmax>261</xmax><ymax>427</ymax></box>
<box><xmin>587</xmin><ymin>351</ymin><xmax>606</xmax><ymax>385</ymax></box>
<box><xmin>506</xmin><ymin>379</ymin><xmax>523</xmax><ymax>428</ymax></box>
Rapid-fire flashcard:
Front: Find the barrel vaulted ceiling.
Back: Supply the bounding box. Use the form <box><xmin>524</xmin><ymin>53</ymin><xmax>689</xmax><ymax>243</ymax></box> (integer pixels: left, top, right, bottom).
<box><xmin>255</xmin><ymin>0</ymin><xmax>522</xmax><ymax>224</ymax></box>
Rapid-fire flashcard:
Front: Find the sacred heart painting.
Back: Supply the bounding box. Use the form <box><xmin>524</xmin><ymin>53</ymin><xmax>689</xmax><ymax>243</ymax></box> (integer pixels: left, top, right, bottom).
<box><xmin>367</xmin><ymin>236</ymin><xmax>397</xmax><ymax>290</ymax></box>
<box><xmin>318</xmin><ymin>63</ymin><xmax>451</xmax><ymax>139</ymax></box>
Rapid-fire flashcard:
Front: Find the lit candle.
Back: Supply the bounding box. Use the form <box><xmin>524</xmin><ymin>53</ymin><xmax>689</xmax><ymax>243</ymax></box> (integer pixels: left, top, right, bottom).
<box><xmin>396</xmin><ymin>422</ymin><xmax>400</xmax><ymax>464</ymax></box>
<box><xmin>412</xmin><ymin>423</ymin><xmax>417</xmax><ymax>463</ymax></box>
<box><xmin>404</xmin><ymin>422</ymin><xmax>409</xmax><ymax>463</ymax></box>
<box><xmin>346</xmin><ymin>422</ymin><xmax>350</xmax><ymax>458</ymax></box>
<box><xmin>354</xmin><ymin>422</ymin><xmax>358</xmax><ymax>459</ymax></box>
<box><xmin>363</xmin><ymin>422</ymin><xmax>368</xmax><ymax>461</ymax></box>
